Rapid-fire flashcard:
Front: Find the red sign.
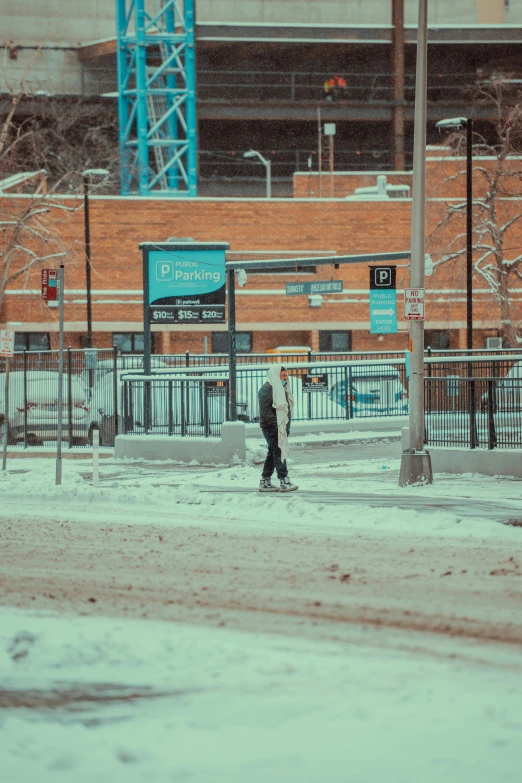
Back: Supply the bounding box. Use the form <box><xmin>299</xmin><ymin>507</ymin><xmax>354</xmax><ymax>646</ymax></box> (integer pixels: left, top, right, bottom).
<box><xmin>42</xmin><ymin>268</ymin><xmax>57</xmax><ymax>301</ymax></box>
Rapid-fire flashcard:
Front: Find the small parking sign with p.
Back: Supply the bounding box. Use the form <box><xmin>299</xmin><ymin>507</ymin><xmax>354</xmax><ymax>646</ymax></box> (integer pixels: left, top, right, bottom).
<box><xmin>370</xmin><ymin>266</ymin><xmax>396</xmax><ymax>289</ymax></box>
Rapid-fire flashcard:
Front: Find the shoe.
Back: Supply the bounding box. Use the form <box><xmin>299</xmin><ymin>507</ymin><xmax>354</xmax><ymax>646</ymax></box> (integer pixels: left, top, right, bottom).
<box><xmin>259</xmin><ymin>478</ymin><xmax>280</xmax><ymax>492</ymax></box>
<box><xmin>280</xmin><ymin>478</ymin><xmax>298</xmax><ymax>492</ymax></box>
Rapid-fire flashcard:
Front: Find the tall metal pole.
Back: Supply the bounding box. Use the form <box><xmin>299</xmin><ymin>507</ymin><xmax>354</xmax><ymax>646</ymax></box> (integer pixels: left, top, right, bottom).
<box><xmin>56</xmin><ymin>264</ymin><xmax>65</xmax><ymax>486</ymax></box>
<box><xmin>329</xmin><ymin>134</ymin><xmax>334</xmax><ymax>197</ymax></box>
<box><xmin>465</xmin><ymin>118</ymin><xmax>477</xmax><ymax>447</ymax></box>
<box><xmin>466</xmin><ymin>118</ymin><xmax>473</xmax><ymax>350</ymax></box>
<box><xmin>317</xmin><ymin>107</ymin><xmax>322</xmax><ymax>198</ymax></box>
<box><xmin>83</xmin><ymin>176</ymin><xmax>92</xmax><ymax>349</ymax></box>
<box><xmin>266</xmin><ymin>159</ymin><xmax>272</xmax><ymax>199</ymax></box>
<box><xmin>399</xmin><ymin>0</ymin><xmax>433</xmax><ymax>486</ymax></box>
<box><xmin>227</xmin><ymin>268</ymin><xmax>237</xmax><ymax>422</ymax></box>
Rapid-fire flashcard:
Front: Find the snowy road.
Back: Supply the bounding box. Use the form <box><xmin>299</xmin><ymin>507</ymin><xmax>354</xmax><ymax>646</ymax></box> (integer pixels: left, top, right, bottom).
<box><xmin>1</xmin><ymin>446</ymin><xmax>522</xmax><ymax>781</ymax></box>
<box><xmin>1</xmin><ymin>506</ymin><xmax>521</xmax><ymax>646</ymax></box>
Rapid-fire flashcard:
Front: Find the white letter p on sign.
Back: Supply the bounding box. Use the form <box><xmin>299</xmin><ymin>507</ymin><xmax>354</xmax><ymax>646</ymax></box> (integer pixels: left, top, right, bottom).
<box><xmin>156</xmin><ymin>260</ymin><xmax>174</xmax><ymax>281</ymax></box>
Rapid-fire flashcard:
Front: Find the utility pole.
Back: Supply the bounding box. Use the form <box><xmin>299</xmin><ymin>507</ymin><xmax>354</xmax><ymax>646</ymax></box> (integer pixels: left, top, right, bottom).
<box><xmin>399</xmin><ymin>0</ymin><xmax>433</xmax><ymax>487</ymax></box>
<box><xmin>83</xmin><ymin>175</ymin><xmax>92</xmax><ymax>348</ymax></box>
<box><xmin>56</xmin><ymin>264</ymin><xmax>65</xmax><ymax>486</ymax></box>
<box><xmin>466</xmin><ymin>118</ymin><xmax>473</xmax><ymax>351</ymax></box>
<box><xmin>329</xmin><ymin>134</ymin><xmax>334</xmax><ymax>197</ymax></box>
<box><xmin>317</xmin><ymin>107</ymin><xmax>322</xmax><ymax>198</ymax></box>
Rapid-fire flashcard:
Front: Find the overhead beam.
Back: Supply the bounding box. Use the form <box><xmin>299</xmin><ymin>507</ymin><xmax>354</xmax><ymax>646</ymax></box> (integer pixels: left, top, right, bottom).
<box><xmin>225</xmin><ymin>251</ymin><xmax>410</xmax><ymax>272</ymax></box>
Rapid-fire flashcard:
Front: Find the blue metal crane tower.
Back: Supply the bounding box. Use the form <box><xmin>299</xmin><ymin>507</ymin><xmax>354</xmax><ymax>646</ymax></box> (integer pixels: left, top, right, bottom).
<box><xmin>116</xmin><ymin>0</ymin><xmax>197</xmax><ymax>196</ymax></box>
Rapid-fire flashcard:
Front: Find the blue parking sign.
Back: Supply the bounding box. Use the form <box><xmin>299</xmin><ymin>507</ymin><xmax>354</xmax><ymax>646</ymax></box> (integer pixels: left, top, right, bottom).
<box><xmin>369</xmin><ymin>289</ymin><xmax>398</xmax><ymax>334</ymax></box>
<box><xmin>369</xmin><ymin>265</ymin><xmax>397</xmax><ymax>334</ymax></box>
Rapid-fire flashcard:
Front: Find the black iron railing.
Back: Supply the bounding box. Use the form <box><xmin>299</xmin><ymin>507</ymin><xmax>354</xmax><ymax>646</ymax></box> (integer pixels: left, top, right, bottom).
<box><xmin>424</xmin><ymin>376</ymin><xmax>522</xmax><ymax>450</ymax></box>
<box><xmin>122</xmin><ymin>377</ymin><xmax>230</xmax><ymax>438</ymax></box>
<box><xmin>2</xmin><ymin>348</ymin><xmax>522</xmax><ymax>447</ymax></box>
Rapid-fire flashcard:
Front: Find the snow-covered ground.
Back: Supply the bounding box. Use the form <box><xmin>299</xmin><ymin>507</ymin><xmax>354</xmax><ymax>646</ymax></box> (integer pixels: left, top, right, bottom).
<box><xmin>2</xmin><ymin>608</ymin><xmax>521</xmax><ymax>783</ymax></box>
<box><xmin>1</xmin><ymin>443</ymin><xmax>521</xmax><ymax>781</ymax></box>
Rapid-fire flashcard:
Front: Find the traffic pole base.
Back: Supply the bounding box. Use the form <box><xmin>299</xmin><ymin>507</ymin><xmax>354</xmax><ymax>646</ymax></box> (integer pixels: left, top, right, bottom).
<box><xmin>399</xmin><ymin>449</ymin><xmax>433</xmax><ymax>487</ymax></box>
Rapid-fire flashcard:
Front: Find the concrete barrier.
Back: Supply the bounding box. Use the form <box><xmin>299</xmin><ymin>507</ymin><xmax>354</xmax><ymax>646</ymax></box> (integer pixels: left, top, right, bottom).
<box><xmin>401</xmin><ymin>427</ymin><xmax>522</xmax><ymax>478</ymax></box>
<box><xmin>246</xmin><ymin>415</ymin><xmax>408</xmax><ymax>439</ymax></box>
<box><xmin>115</xmin><ymin>422</ymin><xmax>246</xmax><ymax>465</ymax></box>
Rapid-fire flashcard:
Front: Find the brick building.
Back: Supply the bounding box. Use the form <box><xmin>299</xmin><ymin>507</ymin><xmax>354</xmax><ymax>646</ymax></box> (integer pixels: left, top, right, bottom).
<box><xmin>1</xmin><ymin>147</ymin><xmax>521</xmax><ymax>354</ymax></box>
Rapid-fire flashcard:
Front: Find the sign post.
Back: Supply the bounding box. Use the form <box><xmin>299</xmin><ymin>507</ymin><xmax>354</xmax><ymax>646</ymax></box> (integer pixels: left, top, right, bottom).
<box><xmin>399</xmin><ymin>0</ymin><xmax>433</xmax><ymax>487</ymax></box>
<box><xmin>369</xmin><ymin>266</ymin><xmax>397</xmax><ymax>334</ymax></box>
<box><xmin>56</xmin><ymin>264</ymin><xmax>65</xmax><ymax>486</ymax></box>
<box><xmin>1</xmin><ymin>330</ymin><xmax>15</xmax><ymax>472</ymax></box>
<box><xmin>140</xmin><ymin>242</ymin><xmax>230</xmax><ymax>375</ymax></box>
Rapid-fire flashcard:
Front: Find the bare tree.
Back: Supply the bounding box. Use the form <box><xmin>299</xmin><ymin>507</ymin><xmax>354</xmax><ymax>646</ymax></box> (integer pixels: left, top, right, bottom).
<box><xmin>0</xmin><ymin>45</ymin><xmax>118</xmax><ymax>191</ymax></box>
<box><xmin>0</xmin><ymin>51</ymin><xmax>80</xmax><ymax>318</ymax></box>
<box><xmin>428</xmin><ymin>76</ymin><xmax>522</xmax><ymax>347</ymax></box>
<box><xmin>0</xmin><ymin>45</ymin><xmax>119</xmax><ymax>321</ymax></box>
<box><xmin>0</xmin><ymin>173</ymin><xmax>84</xmax><ymax>316</ymax></box>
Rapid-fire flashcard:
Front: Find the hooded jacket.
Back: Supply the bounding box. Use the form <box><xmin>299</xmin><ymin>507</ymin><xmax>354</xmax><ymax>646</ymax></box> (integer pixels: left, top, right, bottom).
<box><xmin>258</xmin><ymin>365</ymin><xmax>294</xmax><ymax>460</ymax></box>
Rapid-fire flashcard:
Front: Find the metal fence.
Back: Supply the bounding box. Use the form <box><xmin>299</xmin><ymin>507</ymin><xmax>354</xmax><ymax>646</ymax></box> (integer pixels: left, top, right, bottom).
<box><xmin>0</xmin><ymin>349</ymin><xmax>119</xmax><ymax>449</ymax></box>
<box><xmin>424</xmin><ymin>376</ymin><xmax>522</xmax><ymax>450</ymax></box>
<box><xmin>3</xmin><ymin>348</ymin><xmax>522</xmax><ymax>448</ymax></box>
<box><xmin>121</xmin><ymin>359</ymin><xmax>410</xmax><ymax>438</ymax></box>
<box><xmin>122</xmin><ymin>377</ymin><xmax>230</xmax><ymax>437</ymax></box>
<box><xmin>197</xmin><ymin>69</ymin><xmax>476</xmax><ymax>105</ymax></box>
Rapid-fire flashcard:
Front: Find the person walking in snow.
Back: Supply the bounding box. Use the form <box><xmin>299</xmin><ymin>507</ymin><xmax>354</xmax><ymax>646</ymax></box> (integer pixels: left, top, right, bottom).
<box><xmin>258</xmin><ymin>365</ymin><xmax>298</xmax><ymax>492</ymax></box>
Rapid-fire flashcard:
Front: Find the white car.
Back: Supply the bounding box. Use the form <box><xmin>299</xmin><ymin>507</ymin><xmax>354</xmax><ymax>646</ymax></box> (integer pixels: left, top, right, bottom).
<box><xmin>87</xmin><ymin>370</ymin><xmax>228</xmax><ymax>444</ymax></box>
<box><xmin>0</xmin><ymin>371</ymin><xmax>90</xmax><ymax>444</ymax></box>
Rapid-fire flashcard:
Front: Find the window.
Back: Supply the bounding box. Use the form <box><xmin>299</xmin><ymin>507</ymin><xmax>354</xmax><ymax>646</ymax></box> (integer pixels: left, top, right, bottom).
<box><xmin>424</xmin><ymin>330</ymin><xmax>450</xmax><ymax>350</ymax></box>
<box><xmin>485</xmin><ymin>336</ymin><xmax>502</xmax><ymax>349</ymax></box>
<box><xmin>113</xmin><ymin>332</ymin><xmax>145</xmax><ymax>354</ymax></box>
<box><xmin>212</xmin><ymin>332</ymin><xmax>252</xmax><ymax>353</ymax></box>
<box><xmin>14</xmin><ymin>332</ymin><xmax>50</xmax><ymax>351</ymax></box>
<box><xmin>319</xmin><ymin>330</ymin><xmax>352</xmax><ymax>352</ymax></box>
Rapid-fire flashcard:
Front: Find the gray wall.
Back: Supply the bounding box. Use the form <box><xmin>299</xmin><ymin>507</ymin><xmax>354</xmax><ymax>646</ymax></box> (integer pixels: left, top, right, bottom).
<box><xmin>198</xmin><ymin>0</ymin><xmax>518</xmax><ymax>25</ymax></box>
<box><xmin>1</xmin><ymin>0</ymin><xmax>521</xmax><ymax>98</ymax></box>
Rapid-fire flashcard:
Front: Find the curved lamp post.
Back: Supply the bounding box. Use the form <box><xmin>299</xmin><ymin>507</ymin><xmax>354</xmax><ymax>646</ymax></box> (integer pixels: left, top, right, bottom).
<box><xmin>435</xmin><ymin>117</ymin><xmax>473</xmax><ymax>351</ymax></box>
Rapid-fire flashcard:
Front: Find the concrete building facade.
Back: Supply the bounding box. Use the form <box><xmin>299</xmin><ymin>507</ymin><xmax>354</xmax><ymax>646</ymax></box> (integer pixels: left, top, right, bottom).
<box><xmin>2</xmin><ymin>1</ymin><xmax>522</xmax><ymax>195</ymax></box>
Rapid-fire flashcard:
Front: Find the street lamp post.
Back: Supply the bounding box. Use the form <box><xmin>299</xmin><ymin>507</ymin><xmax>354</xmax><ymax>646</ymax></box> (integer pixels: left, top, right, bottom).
<box><xmin>243</xmin><ymin>150</ymin><xmax>271</xmax><ymax>198</ymax></box>
<box><xmin>435</xmin><ymin>117</ymin><xmax>477</xmax><ymax>448</ymax></box>
<box><xmin>435</xmin><ymin>117</ymin><xmax>473</xmax><ymax>350</ymax></box>
<box><xmin>82</xmin><ymin>169</ymin><xmax>110</xmax><ymax>348</ymax></box>
<box><xmin>398</xmin><ymin>0</ymin><xmax>433</xmax><ymax>487</ymax></box>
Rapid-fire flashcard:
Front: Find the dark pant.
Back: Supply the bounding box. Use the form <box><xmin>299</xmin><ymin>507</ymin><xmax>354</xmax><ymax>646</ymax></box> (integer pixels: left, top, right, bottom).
<box><xmin>261</xmin><ymin>428</ymin><xmax>288</xmax><ymax>480</ymax></box>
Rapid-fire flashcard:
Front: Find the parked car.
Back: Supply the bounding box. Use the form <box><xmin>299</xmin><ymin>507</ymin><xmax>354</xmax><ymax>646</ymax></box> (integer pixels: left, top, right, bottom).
<box><xmin>329</xmin><ymin>364</ymin><xmax>408</xmax><ymax>416</ymax></box>
<box><xmin>80</xmin><ymin>356</ymin><xmax>170</xmax><ymax>401</ymax></box>
<box><xmin>0</xmin><ymin>371</ymin><xmax>90</xmax><ymax>444</ymax></box>
<box><xmin>87</xmin><ymin>370</ymin><xmax>229</xmax><ymax>444</ymax></box>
